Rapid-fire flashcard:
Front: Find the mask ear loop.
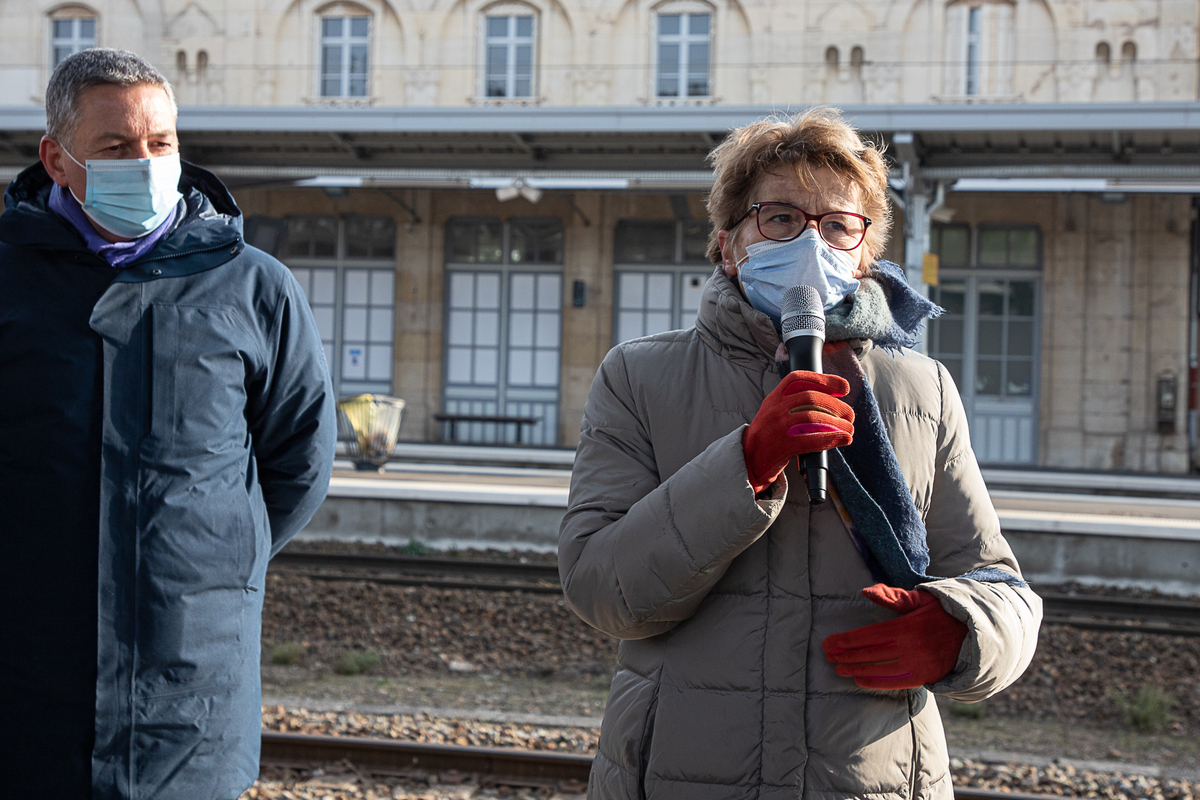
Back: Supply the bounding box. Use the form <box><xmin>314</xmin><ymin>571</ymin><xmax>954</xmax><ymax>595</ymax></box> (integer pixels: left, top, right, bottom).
<box><xmin>56</xmin><ymin>142</ymin><xmax>90</xmax><ymax>206</ymax></box>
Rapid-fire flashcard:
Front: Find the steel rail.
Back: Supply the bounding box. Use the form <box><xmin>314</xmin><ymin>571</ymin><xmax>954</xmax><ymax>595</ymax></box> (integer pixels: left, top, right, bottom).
<box><xmin>259</xmin><ymin>732</ymin><xmax>1072</xmax><ymax>799</ymax></box>
<box><xmin>272</xmin><ymin>551</ymin><xmax>562</xmax><ymax>593</ymax></box>
<box><xmin>260</xmin><ymin>731</ymin><xmax>591</xmax><ymax>783</ymax></box>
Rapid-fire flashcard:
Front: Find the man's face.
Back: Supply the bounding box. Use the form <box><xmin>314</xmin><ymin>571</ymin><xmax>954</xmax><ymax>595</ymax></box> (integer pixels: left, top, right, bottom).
<box><xmin>40</xmin><ymin>82</ymin><xmax>179</xmax><ymax>206</ymax></box>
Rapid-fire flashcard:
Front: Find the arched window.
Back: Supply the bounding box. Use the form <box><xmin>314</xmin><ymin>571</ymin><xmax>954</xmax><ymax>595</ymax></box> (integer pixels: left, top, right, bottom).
<box><xmin>1121</xmin><ymin>41</ymin><xmax>1136</xmax><ymax>62</ymax></box>
<box><xmin>318</xmin><ymin>4</ymin><xmax>371</xmax><ymax>98</ymax></box>
<box><xmin>1095</xmin><ymin>41</ymin><xmax>1111</xmax><ymax>65</ymax></box>
<box><xmin>654</xmin><ymin>1</ymin><xmax>712</xmax><ymax>99</ymax></box>
<box><xmin>482</xmin><ymin>3</ymin><xmax>538</xmax><ymax>98</ymax></box>
<box><xmin>175</xmin><ymin>50</ymin><xmax>188</xmax><ymax>80</ymax></box>
<box><xmin>197</xmin><ymin>50</ymin><xmax>209</xmax><ymax>81</ymax></box>
<box><xmin>850</xmin><ymin>45</ymin><xmax>864</xmax><ymax>79</ymax></box>
<box><xmin>943</xmin><ymin>0</ymin><xmax>1014</xmax><ymax>98</ymax></box>
<box><xmin>825</xmin><ymin>46</ymin><xmax>840</xmax><ymax>71</ymax></box>
<box><xmin>49</xmin><ymin>6</ymin><xmax>97</xmax><ymax>69</ymax></box>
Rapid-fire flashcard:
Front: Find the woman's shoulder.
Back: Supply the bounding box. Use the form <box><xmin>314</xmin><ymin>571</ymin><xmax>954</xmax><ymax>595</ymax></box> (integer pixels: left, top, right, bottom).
<box><xmin>604</xmin><ymin>327</ymin><xmax>704</xmax><ymax>371</ymax></box>
<box><xmin>861</xmin><ymin>346</ymin><xmax>954</xmax><ymax>423</ymax></box>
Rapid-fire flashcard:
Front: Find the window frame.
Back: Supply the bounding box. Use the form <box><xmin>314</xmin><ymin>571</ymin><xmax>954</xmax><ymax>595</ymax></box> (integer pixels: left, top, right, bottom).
<box><xmin>653</xmin><ymin>5</ymin><xmax>713</xmax><ymax>100</ymax></box>
<box><xmin>48</xmin><ymin>7</ymin><xmax>98</xmax><ymax>70</ymax></box>
<box><xmin>282</xmin><ymin>214</ymin><xmax>398</xmax><ymax>397</ymax></box>
<box><xmin>441</xmin><ymin>216</ymin><xmax>565</xmax><ymax>446</ymax></box>
<box><xmin>942</xmin><ymin>0</ymin><xmax>1015</xmax><ymax>100</ymax></box>
<box><xmin>612</xmin><ymin>217</ymin><xmax>713</xmax><ymax>345</ymax></box>
<box><xmin>316</xmin><ymin>8</ymin><xmax>372</xmax><ymax>100</ymax></box>
<box><xmin>479</xmin><ymin>4</ymin><xmax>539</xmax><ymax>100</ymax></box>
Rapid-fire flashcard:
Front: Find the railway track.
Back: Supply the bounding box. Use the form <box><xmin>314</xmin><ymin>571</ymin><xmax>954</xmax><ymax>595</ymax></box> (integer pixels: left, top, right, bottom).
<box><xmin>272</xmin><ymin>551</ymin><xmax>1200</xmax><ymax>635</ymax></box>
<box><xmin>259</xmin><ymin>731</ymin><xmax>1058</xmax><ymax>800</ymax></box>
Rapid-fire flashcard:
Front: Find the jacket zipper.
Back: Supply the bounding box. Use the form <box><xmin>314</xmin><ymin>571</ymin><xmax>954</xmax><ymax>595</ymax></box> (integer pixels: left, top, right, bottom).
<box><xmin>134</xmin><ymin>238</ymin><xmax>240</xmax><ymax>265</ymax></box>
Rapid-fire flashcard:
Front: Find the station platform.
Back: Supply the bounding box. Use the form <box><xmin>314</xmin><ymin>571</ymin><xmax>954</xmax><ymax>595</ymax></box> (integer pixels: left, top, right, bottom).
<box><xmin>302</xmin><ymin>445</ymin><xmax>1200</xmax><ymax>595</ymax></box>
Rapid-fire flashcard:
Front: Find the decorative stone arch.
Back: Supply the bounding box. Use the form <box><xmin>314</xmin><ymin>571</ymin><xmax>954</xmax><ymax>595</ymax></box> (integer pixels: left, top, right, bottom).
<box><xmin>268</xmin><ymin>0</ymin><xmax>410</xmax><ymax>102</ymax></box>
<box><xmin>434</xmin><ymin>0</ymin><xmax>575</xmax><ymax>102</ymax></box>
<box><xmin>436</xmin><ymin>0</ymin><xmax>575</xmax><ymax>41</ymax></box>
<box><xmin>609</xmin><ymin>0</ymin><xmax>749</xmax><ymax>103</ymax></box>
<box><xmin>813</xmin><ymin>0</ymin><xmax>875</xmax><ymax>33</ymax></box>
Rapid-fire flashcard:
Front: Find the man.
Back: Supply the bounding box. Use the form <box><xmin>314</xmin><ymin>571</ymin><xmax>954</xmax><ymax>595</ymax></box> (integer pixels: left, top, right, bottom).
<box><xmin>0</xmin><ymin>49</ymin><xmax>336</xmax><ymax>799</ymax></box>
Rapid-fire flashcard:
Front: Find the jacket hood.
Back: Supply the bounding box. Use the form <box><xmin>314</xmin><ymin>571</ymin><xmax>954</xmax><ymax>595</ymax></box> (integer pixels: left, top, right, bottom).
<box><xmin>695</xmin><ymin>266</ymin><xmax>782</xmax><ymax>367</ymax></box>
<box><xmin>0</xmin><ymin>160</ymin><xmax>245</xmax><ymax>279</ymax></box>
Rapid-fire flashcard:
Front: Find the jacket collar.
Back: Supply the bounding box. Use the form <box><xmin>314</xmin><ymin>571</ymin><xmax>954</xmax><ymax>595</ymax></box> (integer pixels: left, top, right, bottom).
<box><xmin>0</xmin><ymin>160</ymin><xmax>245</xmax><ymax>280</ymax></box>
<box><xmin>694</xmin><ymin>266</ymin><xmax>781</xmax><ymax>368</ymax></box>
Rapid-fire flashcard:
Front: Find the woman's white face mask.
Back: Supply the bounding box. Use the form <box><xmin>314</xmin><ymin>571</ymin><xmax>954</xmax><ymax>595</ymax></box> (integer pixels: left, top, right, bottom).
<box><xmin>735</xmin><ymin>228</ymin><xmax>861</xmax><ymax>325</ymax></box>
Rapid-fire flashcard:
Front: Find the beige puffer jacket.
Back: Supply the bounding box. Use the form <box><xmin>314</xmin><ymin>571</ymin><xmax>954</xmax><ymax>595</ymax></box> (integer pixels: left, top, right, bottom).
<box><xmin>559</xmin><ymin>269</ymin><xmax>1042</xmax><ymax>800</ymax></box>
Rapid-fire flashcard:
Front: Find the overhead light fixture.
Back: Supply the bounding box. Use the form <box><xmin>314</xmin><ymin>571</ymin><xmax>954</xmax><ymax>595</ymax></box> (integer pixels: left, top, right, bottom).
<box><xmin>495</xmin><ymin>179</ymin><xmax>542</xmax><ymax>204</ymax></box>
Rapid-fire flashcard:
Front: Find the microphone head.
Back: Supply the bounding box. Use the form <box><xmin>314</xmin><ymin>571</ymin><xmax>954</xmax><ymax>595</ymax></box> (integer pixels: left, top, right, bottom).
<box><xmin>781</xmin><ymin>285</ymin><xmax>825</xmax><ymax>343</ymax></box>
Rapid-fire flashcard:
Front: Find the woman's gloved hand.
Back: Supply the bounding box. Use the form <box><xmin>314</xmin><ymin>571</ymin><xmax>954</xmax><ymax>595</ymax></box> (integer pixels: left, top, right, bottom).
<box><xmin>822</xmin><ymin>584</ymin><xmax>969</xmax><ymax>690</ymax></box>
<box><xmin>742</xmin><ymin>370</ymin><xmax>854</xmax><ymax>493</ymax></box>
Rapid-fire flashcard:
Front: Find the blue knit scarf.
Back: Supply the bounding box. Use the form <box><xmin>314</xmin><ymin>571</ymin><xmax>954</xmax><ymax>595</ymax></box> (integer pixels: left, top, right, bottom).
<box><xmin>818</xmin><ymin>260</ymin><xmax>1025</xmax><ymax>590</ymax></box>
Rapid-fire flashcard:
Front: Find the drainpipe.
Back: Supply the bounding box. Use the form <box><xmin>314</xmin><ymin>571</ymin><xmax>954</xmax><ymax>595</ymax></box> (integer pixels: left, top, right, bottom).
<box><xmin>1189</xmin><ymin>197</ymin><xmax>1199</xmax><ymax>472</ymax></box>
<box><xmin>893</xmin><ymin>133</ymin><xmax>941</xmax><ymax>354</ymax></box>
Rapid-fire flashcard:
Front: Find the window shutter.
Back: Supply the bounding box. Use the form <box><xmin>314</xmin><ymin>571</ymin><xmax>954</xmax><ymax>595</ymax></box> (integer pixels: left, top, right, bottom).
<box><xmin>943</xmin><ymin>4</ymin><xmax>966</xmax><ymax>96</ymax></box>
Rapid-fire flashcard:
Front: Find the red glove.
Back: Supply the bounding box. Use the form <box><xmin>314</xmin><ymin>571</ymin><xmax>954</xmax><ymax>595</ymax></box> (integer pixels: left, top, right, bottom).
<box><xmin>822</xmin><ymin>584</ymin><xmax>968</xmax><ymax>690</ymax></box>
<box><xmin>743</xmin><ymin>370</ymin><xmax>854</xmax><ymax>493</ymax></box>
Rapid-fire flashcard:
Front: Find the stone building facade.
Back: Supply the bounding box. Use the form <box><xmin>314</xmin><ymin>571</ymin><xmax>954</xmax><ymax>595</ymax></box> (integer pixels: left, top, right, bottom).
<box><xmin>1</xmin><ymin>0</ymin><xmax>1198</xmax><ymax>472</ymax></box>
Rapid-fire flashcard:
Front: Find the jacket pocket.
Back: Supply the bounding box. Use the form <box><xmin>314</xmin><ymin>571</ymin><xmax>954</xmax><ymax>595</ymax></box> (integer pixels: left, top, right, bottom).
<box><xmin>143</xmin><ymin>303</ymin><xmax>252</xmax><ymax>456</ymax></box>
<box><xmin>597</xmin><ymin>666</ymin><xmax>661</xmax><ymax>800</ymax></box>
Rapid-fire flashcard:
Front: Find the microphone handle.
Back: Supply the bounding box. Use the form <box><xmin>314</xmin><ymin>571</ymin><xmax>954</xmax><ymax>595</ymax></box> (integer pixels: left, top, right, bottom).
<box><xmin>788</xmin><ymin>336</ymin><xmax>828</xmax><ymax>505</ymax></box>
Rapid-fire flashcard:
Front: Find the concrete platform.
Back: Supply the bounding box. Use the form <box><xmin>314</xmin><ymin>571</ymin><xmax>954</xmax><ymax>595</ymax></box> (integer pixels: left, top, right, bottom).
<box><xmin>297</xmin><ymin>456</ymin><xmax>1200</xmax><ymax>594</ymax></box>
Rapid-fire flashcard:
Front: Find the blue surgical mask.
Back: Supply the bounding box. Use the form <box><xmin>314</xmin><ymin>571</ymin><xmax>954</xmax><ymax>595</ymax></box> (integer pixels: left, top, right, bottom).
<box><xmin>736</xmin><ymin>228</ymin><xmax>862</xmax><ymax>325</ymax></box>
<box><xmin>63</xmin><ymin>148</ymin><xmax>183</xmax><ymax>239</ymax></box>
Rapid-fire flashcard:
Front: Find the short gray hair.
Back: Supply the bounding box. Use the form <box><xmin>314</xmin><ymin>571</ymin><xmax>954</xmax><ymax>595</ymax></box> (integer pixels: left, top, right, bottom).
<box><xmin>46</xmin><ymin>48</ymin><xmax>177</xmax><ymax>147</ymax></box>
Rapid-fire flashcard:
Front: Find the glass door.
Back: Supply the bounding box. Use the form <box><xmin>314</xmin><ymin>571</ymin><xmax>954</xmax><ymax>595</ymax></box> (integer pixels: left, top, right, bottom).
<box><xmin>442</xmin><ymin>217</ymin><xmax>564</xmax><ymax>446</ymax></box>
<box><xmin>929</xmin><ymin>225</ymin><xmax>1041</xmax><ymax>464</ymax></box>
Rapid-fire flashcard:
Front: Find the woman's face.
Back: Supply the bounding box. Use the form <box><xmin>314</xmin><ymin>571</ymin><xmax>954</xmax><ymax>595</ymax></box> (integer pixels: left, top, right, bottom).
<box><xmin>716</xmin><ymin>165</ymin><xmax>873</xmax><ymax>282</ymax></box>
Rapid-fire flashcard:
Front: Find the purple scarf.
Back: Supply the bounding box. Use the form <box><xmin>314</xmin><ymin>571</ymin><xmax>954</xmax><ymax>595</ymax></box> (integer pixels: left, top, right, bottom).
<box><xmin>48</xmin><ymin>184</ymin><xmax>178</xmax><ymax>269</ymax></box>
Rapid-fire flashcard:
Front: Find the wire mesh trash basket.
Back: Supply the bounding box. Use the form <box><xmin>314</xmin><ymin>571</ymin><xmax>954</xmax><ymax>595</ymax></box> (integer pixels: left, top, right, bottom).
<box><xmin>336</xmin><ymin>394</ymin><xmax>406</xmax><ymax>471</ymax></box>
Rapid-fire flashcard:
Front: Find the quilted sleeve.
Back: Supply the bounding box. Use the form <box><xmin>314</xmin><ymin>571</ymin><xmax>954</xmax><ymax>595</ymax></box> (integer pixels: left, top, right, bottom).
<box><xmin>558</xmin><ymin>345</ymin><xmax>783</xmax><ymax>640</ymax></box>
<box><xmin>919</xmin><ymin>360</ymin><xmax>1042</xmax><ymax>701</ymax></box>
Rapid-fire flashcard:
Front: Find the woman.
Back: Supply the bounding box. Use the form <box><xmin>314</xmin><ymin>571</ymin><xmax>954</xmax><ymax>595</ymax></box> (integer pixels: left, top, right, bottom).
<box><xmin>559</xmin><ymin>108</ymin><xmax>1042</xmax><ymax>800</ymax></box>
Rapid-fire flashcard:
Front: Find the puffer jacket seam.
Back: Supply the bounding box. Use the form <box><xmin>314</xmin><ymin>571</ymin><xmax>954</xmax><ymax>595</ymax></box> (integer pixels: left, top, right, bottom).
<box><xmin>661</xmin><ymin>480</ymin><xmax>698</xmax><ymax>571</ymax></box>
<box><xmin>648</xmin><ymin>776</ymin><xmax>797</xmax><ymax>788</ymax></box>
<box><xmin>936</xmin><ymin>534</ymin><xmax>1011</xmax><ymax>564</ymax></box>
<box><xmin>942</xmin><ymin>451</ymin><xmax>969</xmax><ymax>470</ymax></box>
<box><xmin>877</xmin><ymin>409</ymin><xmax>939</xmax><ymax>425</ymax></box>
<box><xmin>583</xmin><ymin>422</ymin><xmax>646</xmax><ymax>436</ymax></box>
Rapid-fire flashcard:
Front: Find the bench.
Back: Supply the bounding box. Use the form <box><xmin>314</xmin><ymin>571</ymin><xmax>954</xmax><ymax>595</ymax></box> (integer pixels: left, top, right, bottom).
<box><xmin>434</xmin><ymin>413</ymin><xmax>540</xmax><ymax>445</ymax></box>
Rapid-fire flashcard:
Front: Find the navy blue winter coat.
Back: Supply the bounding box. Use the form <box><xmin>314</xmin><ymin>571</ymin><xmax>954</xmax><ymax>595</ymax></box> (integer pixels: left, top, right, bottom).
<box><xmin>0</xmin><ymin>162</ymin><xmax>336</xmax><ymax>799</ymax></box>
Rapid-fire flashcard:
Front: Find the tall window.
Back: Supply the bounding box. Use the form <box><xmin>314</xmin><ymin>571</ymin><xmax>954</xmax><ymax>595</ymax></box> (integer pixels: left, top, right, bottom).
<box><xmin>320</xmin><ymin>15</ymin><xmax>370</xmax><ymax>98</ymax></box>
<box><xmin>613</xmin><ymin>219</ymin><xmax>711</xmax><ymax>343</ymax></box>
<box><xmin>443</xmin><ymin>217</ymin><xmax>564</xmax><ymax>445</ymax></box>
<box><xmin>943</xmin><ymin>1</ymin><xmax>1014</xmax><ymax>98</ymax></box>
<box><xmin>50</xmin><ymin>12</ymin><xmax>96</xmax><ymax>69</ymax></box>
<box><xmin>656</xmin><ymin>11</ymin><xmax>711</xmax><ymax>98</ymax></box>
<box><xmin>283</xmin><ymin>215</ymin><xmax>397</xmax><ymax>396</ymax></box>
<box><xmin>484</xmin><ymin>13</ymin><xmax>535</xmax><ymax>98</ymax></box>
<box><xmin>927</xmin><ymin>223</ymin><xmax>1041</xmax><ymax>464</ymax></box>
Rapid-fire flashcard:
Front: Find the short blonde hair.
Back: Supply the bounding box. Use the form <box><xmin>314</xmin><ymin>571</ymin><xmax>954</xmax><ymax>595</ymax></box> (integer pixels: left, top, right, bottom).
<box><xmin>705</xmin><ymin>107</ymin><xmax>892</xmax><ymax>265</ymax></box>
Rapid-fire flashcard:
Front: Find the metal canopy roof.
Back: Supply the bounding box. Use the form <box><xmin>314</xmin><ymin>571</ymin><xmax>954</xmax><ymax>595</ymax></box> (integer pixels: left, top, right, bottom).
<box><xmin>3</xmin><ymin>102</ymin><xmax>1200</xmax><ymax>182</ymax></box>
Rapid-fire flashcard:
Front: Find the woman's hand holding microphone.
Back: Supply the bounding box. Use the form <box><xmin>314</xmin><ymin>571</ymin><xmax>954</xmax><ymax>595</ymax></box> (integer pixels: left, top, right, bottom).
<box><xmin>742</xmin><ymin>371</ymin><xmax>855</xmax><ymax>494</ymax></box>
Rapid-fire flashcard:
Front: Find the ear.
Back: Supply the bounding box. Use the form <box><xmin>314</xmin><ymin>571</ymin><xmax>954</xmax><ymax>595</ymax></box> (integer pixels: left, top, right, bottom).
<box><xmin>717</xmin><ymin>229</ymin><xmax>738</xmax><ymax>278</ymax></box>
<box><xmin>39</xmin><ymin>136</ymin><xmax>71</xmax><ymax>188</ymax></box>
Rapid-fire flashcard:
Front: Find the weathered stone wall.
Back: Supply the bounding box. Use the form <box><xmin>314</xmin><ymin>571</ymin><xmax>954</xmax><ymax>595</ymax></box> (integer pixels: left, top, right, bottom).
<box><xmin>0</xmin><ymin>0</ymin><xmax>1195</xmax><ymax>107</ymax></box>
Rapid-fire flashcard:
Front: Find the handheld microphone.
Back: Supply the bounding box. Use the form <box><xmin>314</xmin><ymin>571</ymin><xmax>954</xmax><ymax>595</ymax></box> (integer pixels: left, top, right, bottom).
<box><xmin>780</xmin><ymin>286</ymin><xmax>828</xmax><ymax>505</ymax></box>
